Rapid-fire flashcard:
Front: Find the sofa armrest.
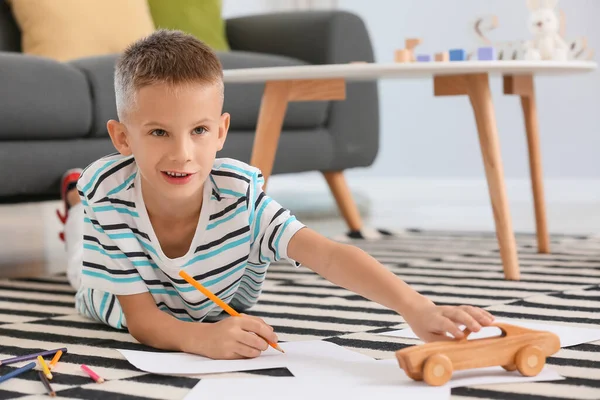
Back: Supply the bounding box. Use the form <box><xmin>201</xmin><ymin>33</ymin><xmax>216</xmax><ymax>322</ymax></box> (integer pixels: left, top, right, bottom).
<box><xmin>226</xmin><ymin>11</ymin><xmax>379</xmax><ymax>171</ymax></box>
<box><xmin>226</xmin><ymin>10</ymin><xmax>375</xmax><ymax>65</ymax></box>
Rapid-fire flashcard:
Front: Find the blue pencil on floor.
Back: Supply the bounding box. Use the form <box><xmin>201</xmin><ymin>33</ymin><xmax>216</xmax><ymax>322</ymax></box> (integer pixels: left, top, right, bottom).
<box><xmin>0</xmin><ymin>361</ymin><xmax>36</xmax><ymax>384</ymax></box>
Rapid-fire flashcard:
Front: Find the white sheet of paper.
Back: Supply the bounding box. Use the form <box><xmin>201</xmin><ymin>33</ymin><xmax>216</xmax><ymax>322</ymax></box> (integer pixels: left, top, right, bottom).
<box><xmin>183</xmin><ymin>360</ymin><xmax>563</xmax><ymax>400</ymax></box>
<box><xmin>377</xmin><ymin>319</ymin><xmax>600</xmax><ymax>347</ymax></box>
<box><xmin>286</xmin><ymin>356</ymin><xmax>562</xmax><ymax>389</ymax></box>
<box><xmin>184</xmin><ymin>377</ymin><xmax>450</xmax><ymax>400</ymax></box>
<box><xmin>118</xmin><ymin>340</ymin><xmax>373</xmax><ymax>375</ymax></box>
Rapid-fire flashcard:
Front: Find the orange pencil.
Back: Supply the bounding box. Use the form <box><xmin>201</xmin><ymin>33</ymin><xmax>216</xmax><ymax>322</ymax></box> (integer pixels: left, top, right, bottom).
<box><xmin>49</xmin><ymin>350</ymin><xmax>62</xmax><ymax>370</ymax></box>
<box><xmin>178</xmin><ymin>270</ymin><xmax>284</xmax><ymax>353</ymax></box>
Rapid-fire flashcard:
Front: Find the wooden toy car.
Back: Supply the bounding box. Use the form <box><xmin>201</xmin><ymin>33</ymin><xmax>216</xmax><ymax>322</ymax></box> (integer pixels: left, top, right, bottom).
<box><xmin>395</xmin><ymin>322</ymin><xmax>560</xmax><ymax>386</ymax></box>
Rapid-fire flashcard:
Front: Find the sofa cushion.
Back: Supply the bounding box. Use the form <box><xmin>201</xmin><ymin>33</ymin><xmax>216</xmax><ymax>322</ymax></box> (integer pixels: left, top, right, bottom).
<box><xmin>70</xmin><ymin>51</ymin><xmax>328</xmax><ymax>137</ymax></box>
<box><xmin>0</xmin><ymin>53</ymin><xmax>92</xmax><ymax>140</ymax></box>
<box><xmin>147</xmin><ymin>0</ymin><xmax>229</xmax><ymax>51</ymax></box>
<box><xmin>6</xmin><ymin>0</ymin><xmax>155</xmax><ymax>62</ymax></box>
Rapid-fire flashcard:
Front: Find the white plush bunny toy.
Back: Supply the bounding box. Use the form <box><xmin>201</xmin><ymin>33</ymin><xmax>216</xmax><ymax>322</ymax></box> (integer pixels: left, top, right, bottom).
<box><xmin>524</xmin><ymin>0</ymin><xmax>569</xmax><ymax>61</ymax></box>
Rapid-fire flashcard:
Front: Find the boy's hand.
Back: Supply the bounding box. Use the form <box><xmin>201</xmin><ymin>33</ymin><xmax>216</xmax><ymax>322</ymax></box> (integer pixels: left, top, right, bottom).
<box><xmin>403</xmin><ymin>300</ymin><xmax>495</xmax><ymax>343</ymax></box>
<box><xmin>184</xmin><ymin>314</ymin><xmax>278</xmax><ymax>360</ymax></box>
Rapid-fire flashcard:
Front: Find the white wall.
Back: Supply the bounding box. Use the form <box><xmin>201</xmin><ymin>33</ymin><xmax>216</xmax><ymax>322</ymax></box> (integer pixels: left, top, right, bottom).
<box><xmin>223</xmin><ymin>0</ymin><xmax>600</xmax><ymax>179</ymax></box>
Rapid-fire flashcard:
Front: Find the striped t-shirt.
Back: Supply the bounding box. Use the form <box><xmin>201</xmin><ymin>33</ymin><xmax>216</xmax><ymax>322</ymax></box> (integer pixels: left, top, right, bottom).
<box><xmin>75</xmin><ymin>153</ymin><xmax>305</xmax><ymax>329</ymax></box>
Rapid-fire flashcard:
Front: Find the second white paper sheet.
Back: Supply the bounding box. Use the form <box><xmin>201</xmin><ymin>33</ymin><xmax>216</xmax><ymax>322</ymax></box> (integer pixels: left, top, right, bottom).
<box><xmin>184</xmin><ymin>361</ymin><xmax>563</xmax><ymax>400</ymax></box>
<box><xmin>184</xmin><ymin>377</ymin><xmax>451</xmax><ymax>400</ymax></box>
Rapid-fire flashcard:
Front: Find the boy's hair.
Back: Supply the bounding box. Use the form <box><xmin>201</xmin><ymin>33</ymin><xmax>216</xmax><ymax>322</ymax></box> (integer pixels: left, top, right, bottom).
<box><xmin>114</xmin><ymin>29</ymin><xmax>224</xmax><ymax>120</ymax></box>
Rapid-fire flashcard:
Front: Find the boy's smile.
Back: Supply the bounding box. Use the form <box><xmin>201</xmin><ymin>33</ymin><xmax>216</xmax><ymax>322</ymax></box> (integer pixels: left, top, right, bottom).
<box><xmin>161</xmin><ymin>170</ymin><xmax>196</xmax><ymax>185</ymax></box>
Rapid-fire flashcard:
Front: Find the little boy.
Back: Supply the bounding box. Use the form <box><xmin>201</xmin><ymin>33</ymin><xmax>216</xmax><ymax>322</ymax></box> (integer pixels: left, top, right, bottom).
<box><xmin>57</xmin><ymin>29</ymin><xmax>494</xmax><ymax>360</ymax></box>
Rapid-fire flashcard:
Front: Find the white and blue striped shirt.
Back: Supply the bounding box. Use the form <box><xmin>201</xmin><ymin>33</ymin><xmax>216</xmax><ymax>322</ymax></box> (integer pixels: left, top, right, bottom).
<box><xmin>75</xmin><ymin>153</ymin><xmax>304</xmax><ymax>329</ymax></box>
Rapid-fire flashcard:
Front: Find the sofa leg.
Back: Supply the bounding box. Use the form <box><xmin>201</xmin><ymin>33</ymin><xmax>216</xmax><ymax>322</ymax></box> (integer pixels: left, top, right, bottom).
<box><xmin>322</xmin><ymin>171</ymin><xmax>363</xmax><ymax>232</ymax></box>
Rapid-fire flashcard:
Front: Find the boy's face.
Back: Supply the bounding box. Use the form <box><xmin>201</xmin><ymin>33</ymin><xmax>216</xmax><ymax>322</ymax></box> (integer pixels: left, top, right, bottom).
<box><xmin>107</xmin><ymin>82</ymin><xmax>229</xmax><ymax>205</ymax></box>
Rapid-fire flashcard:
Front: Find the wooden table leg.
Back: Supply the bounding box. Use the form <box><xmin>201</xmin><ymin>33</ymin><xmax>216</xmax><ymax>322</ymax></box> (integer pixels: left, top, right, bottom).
<box><xmin>249</xmin><ymin>79</ymin><xmax>346</xmax><ymax>190</ymax></box>
<box><xmin>250</xmin><ymin>81</ymin><xmax>292</xmax><ymax>190</ymax></box>
<box><xmin>434</xmin><ymin>73</ymin><xmax>520</xmax><ymax>280</ymax></box>
<box><xmin>504</xmin><ymin>75</ymin><xmax>550</xmax><ymax>254</ymax></box>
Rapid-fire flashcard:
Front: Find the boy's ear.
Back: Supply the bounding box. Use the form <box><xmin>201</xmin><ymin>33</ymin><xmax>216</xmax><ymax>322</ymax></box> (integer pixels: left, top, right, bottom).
<box><xmin>216</xmin><ymin>112</ymin><xmax>230</xmax><ymax>151</ymax></box>
<box><xmin>107</xmin><ymin>120</ymin><xmax>133</xmax><ymax>156</ymax></box>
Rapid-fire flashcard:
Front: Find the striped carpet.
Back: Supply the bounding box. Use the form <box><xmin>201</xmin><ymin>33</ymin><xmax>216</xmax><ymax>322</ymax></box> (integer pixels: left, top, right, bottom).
<box><xmin>0</xmin><ymin>229</ymin><xmax>599</xmax><ymax>399</ymax></box>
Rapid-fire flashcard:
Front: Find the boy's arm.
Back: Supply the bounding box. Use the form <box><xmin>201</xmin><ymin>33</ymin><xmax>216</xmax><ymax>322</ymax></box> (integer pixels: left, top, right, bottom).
<box><xmin>287</xmin><ymin>228</ymin><xmax>429</xmax><ymax>316</ymax></box>
<box><xmin>287</xmin><ymin>228</ymin><xmax>494</xmax><ymax>341</ymax></box>
<box><xmin>117</xmin><ymin>293</ymin><xmax>278</xmax><ymax>359</ymax></box>
<box><xmin>117</xmin><ymin>293</ymin><xmax>202</xmax><ymax>353</ymax></box>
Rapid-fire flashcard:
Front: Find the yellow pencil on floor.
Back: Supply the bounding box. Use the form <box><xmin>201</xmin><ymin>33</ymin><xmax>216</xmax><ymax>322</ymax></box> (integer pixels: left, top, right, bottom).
<box><xmin>178</xmin><ymin>270</ymin><xmax>284</xmax><ymax>353</ymax></box>
<box><xmin>37</xmin><ymin>356</ymin><xmax>52</xmax><ymax>380</ymax></box>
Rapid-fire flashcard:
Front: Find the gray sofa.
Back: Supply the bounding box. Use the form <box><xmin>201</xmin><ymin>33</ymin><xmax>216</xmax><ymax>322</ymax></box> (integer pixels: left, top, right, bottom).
<box><xmin>0</xmin><ymin>5</ymin><xmax>379</xmax><ymax>203</ymax></box>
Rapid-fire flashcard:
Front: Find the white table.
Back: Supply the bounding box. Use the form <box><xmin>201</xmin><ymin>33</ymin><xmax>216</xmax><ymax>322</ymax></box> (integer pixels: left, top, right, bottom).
<box><xmin>223</xmin><ymin>61</ymin><xmax>596</xmax><ymax>281</ymax></box>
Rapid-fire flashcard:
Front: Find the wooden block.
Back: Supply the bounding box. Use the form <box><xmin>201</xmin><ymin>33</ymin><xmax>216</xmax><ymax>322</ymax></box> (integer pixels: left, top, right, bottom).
<box><xmin>394</xmin><ymin>49</ymin><xmax>411</xmax><ymax>63</ymax></box>
<box><xmin>477</xmin><ymin>46</ymin><xmax>496</xmax><ymax>61</ymax></box>
<box><xmin>449</xmin><ymin>49</ymin><xmax>467</xmax><ymax>61</ymax></box>
<box><xmin>416</xmin><ymin>54</ymin><xmax>431</xmax><ymax>62</ymax></box>
<box><xmin>405</xmin><ymin>38</ymin><xmax>423</xmax><ymax>62</ymax></box>
<box><xmin>435</xmin><ymin>52</ymin><xmax>449</xmax><ymax>62</ymax></box>
<box><xmin>405</xmin><ymin>38</ymin><xmax>422</xmax><ymax>50</ymax></box>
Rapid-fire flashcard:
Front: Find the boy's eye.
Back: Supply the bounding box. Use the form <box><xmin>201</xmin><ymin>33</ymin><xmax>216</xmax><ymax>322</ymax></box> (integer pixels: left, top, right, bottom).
<box><xmin>193</xmin><ymin>127</ymin><xmax>207</xmax><ymax>135</ymax></box>
<box><xmin>151</xmin><ymin>129</ymin><xmax>167</xmax><ymax>137</ymax></box>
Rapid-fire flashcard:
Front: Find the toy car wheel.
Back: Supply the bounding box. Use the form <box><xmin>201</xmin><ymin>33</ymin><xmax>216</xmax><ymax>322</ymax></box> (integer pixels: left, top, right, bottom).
<box><xmin>502</xmin><ymin>364</ymin><xmax>517</xmax><ymax>371</ymax></box>
<box><xmin>515</xmin><ymin>345</ymin><xmax>545</xmax><ymax>376</ymax></box>
<box><xmin>423</xmin><ymin>354</ymin><xmax>453</xmax><ymax>386</ymax></box>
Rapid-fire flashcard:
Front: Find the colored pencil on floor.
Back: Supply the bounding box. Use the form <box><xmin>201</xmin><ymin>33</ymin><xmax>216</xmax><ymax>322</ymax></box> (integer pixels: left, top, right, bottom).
<box><xmin>0</xmin><ymin>348</ymin><xmax>67</xmax><ymax>366</ymax></box>
<box><xmin>49</xmin><ymin>350</ymin><xmax>63</xmax><ymax>370</ymax></box>
<box><xmin>38</xmin><ymin>371</ymin><xmax>56</xmax><ymax>397</ymax></box>
<box><xmin>37</xmin><ymin>356</ymin><xmax>53</xmax><ymax>380</ymax></box>
<box><xmin>81</xmin><ymin>364</ymin><xmax>104</xmax><ymax>383</ymax></box>
<box><xmin>0</xmin><ymin>361</ymin><xmax>36</xmax><ymax>384</ymax></box>
<box><xmin>178</xmin><ymin>270</ymin><xmax>285</xmax><ymax>353</ymax></box>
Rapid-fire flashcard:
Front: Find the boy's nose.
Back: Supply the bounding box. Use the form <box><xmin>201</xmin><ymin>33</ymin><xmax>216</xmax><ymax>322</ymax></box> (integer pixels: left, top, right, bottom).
<box><xmin>170</xmin><ymin>137</ymin><xmax>192</xmax><ymax>162</ymax></box>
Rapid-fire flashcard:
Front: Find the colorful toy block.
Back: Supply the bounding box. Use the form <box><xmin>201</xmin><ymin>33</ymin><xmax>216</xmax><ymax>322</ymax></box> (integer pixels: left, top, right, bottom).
<box><xmin>435</xmin><ymin>52</ymin><xmax>449</xmax><ymax>62</ymax></box>
<box><xmin>405</xmin><ymin>38</ymin><xmax>422</xmax><ymax>61</ymax></box>
<box><xmin>394</xmin><ymin>49</ymin><xmax>411</xmax><ymax>63</ymax></box>
<box><xmin>416</xmin><ymin>54</ymin><xmax>431</xmax><ymax>62</ymax></box>
<box><xmin>449</xmin><ymin>49</ymin><xmax>467</xmax><ymax>61</ymax></box>
<box><xmin>477</xmin><ymin>46</ymin><xmax>496</xmax><ymax>60</ymax></box>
